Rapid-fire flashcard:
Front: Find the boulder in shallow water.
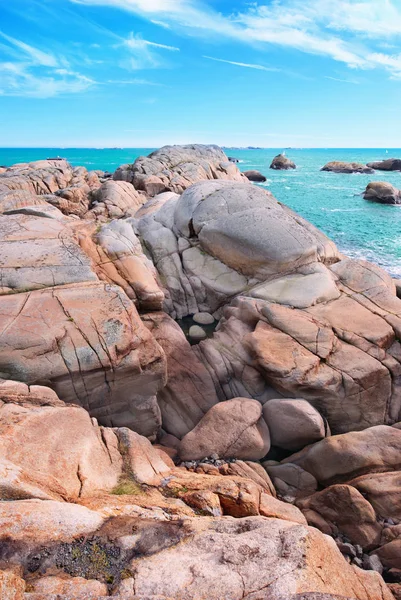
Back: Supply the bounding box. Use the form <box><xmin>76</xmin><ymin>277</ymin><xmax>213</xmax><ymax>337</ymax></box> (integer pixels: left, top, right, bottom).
<box><xmin>243</xmin><ymin>169</ymin><xmax>267</xmax><ymax>182</ymax></box>
<box><xmin>363</xmin><ymin>181</ymin><xmax>401</xmax><ymax>205</ymax></box>
<box><xmin>321</xmin><ymin>161</ymin><xmax>374</xmax><ymax>174</ymax></box>
<box><xmin>367</xmin><ymin>158</ymin><xmax>401</xmax><ymax>171</ymax></box>
<box><xmin>270</xmin><ymin>153</ymin><xmax>296</xmax><ymax>170</ymax></box>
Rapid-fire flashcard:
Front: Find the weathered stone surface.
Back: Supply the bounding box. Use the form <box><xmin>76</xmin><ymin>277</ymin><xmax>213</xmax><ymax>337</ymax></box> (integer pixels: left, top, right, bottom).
<box><xmin>348</xmin><ymin>471</ymin><xmax>401</xmax><ymax>520</ymax></box>
<box><xmin>137</xmin><ymin>180</ymin><xmax>338</xmax><ymax>319</ymax></box>
<box><xmin>142</xmin><ymin>313</ymin><xmax>218</xmax><ymax>438</ymax></box>
<box><xmin>243</xmin><ymin>169</ymin><xmax>267</xmax><ymax>182</ymax></box>
<box><xmin>0</xmin><ymin>282</ymin><xmax>166</xmax><ymax>437</ymax></box>
<box><xmin>249</xmin><ymin>268</ymin><xmax>340</xmax><ymax>308</ymax></box>
<box><xmin>297</xmin><ymin>485</ymin><xmax>382</xmax><ymax>548</ymax></box>
<box><xmin>0</xmin><ymin>160</ymin><xmax>101</xmax><ymax>217</ymax></box>
<box><xmin>367</xmin><ymin>158</ymin><xmax>401</xmax><ymax>171</ymax></box>
<box><xmin>270</xmin><ymin>154</ymin><xmax>296</xmax><ymax>170</ymax></box>
<box><xmin>90</xmin><ymin>180</ymin><xmax>146</xmax><ymax>219</ymax></box>
<box><xmin>364</xmin><ymin>182</ymin><xmax>401</xmax><ymax>205</ymax></box>
<box><xmin>128</xmin><ymin>516</ymin><xmax>393</xmax><ymax>600</ymax></box>
<box><xmin>376</xmin><ymin>539</ymin><xmax>401</xmax><ymax>569</ymax></box>
<box><xmin>174</xmin><ymin>181</ymin><xmax>337</xmax><ymax>279</ymax></box>
<box><xmin>0</xmin><ymin>499</ymin><xmax>104</xmax><ymax>543</ymax></box>
<box><xmin>83</xmin><ymin>219</ymin><xmax>164</xmax><ymax>311</ymax></box>
<box><xmin>115</xmin><ymin>427</ymin><xmax>171</xmax><ymax>486</ymax></box>
<box><xmin>114</xmin><ymin>144</ymin><xmax>246</xmax><ymax>195</ymax></box>
<box><xmin>0</xmin><ymin>189</ymin><xmax>65</xmax><ymax>220</ymax></box>
<box><xmin>0</xmin><ymin>569</ymin><xmax>25</xmax><ymax>600</ymax></box>
<box><xmin>263</xmin><ymin>399</ymin><xmax>327</xmax><ymax>451</ymax></box>
<box><xmin>265</xmin><ymin>463</ymin><xmax>318</xmax><ymax>499</ymax></box>
<box><xmin>282</xmin><ymin>426</ymin><xmax>401</xmax><ymax>485</ymax></box>
<box><xmin>179</xmin><ymin>398</ymin><xmax>270</xmax><ymax>461</ymax></box>
<box><xmin>321</xmin><ymin>161</ymin><xmax>374</xmax><ymax>174</ymax></box>
<box><xmin>29</xmin><ymin>575</ymin><xmax>107</xmax><ymax>596</ymax></box>
<box><xmin>0</xmin><ymin>214</ymin><xmax>97</xmax><ymax>294</ymax></box>
<box><xmin>0</xmin><ymin>386</ymin><xmax>122</xmax><ymax>500</ymax></box>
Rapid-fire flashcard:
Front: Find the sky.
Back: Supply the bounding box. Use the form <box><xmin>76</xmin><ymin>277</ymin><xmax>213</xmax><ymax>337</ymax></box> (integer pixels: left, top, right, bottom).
<box><xmin>1</xmin><ymin>0</ymin><xmax>401</xmax><ymax>147</ymax></box>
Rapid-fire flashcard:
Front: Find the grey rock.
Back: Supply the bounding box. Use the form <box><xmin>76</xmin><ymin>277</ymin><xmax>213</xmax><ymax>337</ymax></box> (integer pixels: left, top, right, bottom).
<box><xmin>363</xmin><ymin>181</ymin><xmax>401</xmax><ymax>205</ymax></box>
<box><xmin>270</xmin><ymin>153</ymin><xmax>296</xmax><ymax>170</ymax></box>
<box><xmin>193</xmin><ymin>312</ymin><xmax>215</xmax><ymax>325</ymax></box>
<box><xmin>367</xmin><ymin>158</ymin><xmax>401</xmax><ymax>171</ymax></box>
<box><xmin>244</xmin><ymin>169</ymin><xmax>267</xmax><ymax>182</ymax></box>
<box><xmin>363</xmin><ymin>554</ymin><xmax>383</xmax><ymax>574</ymax></box>
<box><xmin>321</xmin><ymin>161</ymin><xmax>374</xmax><ymax>174</ymax></box>
<box><xmin>188</xmin><ymin>325</ymin><xmax>207</xmax><ymax>341</ymax></box>
<box><xmin>114</xmin><ymin>144</ymin><xmax>246</xmax><ymax>196</ymax></box>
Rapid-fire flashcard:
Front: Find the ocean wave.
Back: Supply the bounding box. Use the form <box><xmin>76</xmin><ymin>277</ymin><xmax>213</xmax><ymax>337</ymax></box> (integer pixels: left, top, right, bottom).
<box><xmin>321</xmin><ymin>208</ymin><xmax>363</xmax><ymax>213</ymax></box>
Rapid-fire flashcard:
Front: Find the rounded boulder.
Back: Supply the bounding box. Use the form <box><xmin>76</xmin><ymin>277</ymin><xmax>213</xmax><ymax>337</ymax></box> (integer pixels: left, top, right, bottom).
<box><xmin>263</xmin><ymin>399</ymin><xmax>327</xmax><ymax>451</ymax></box>
<box><xmin>179</xmin><ymin>398</ymin><xmax>271</xmax><ymax>461</ymax></box>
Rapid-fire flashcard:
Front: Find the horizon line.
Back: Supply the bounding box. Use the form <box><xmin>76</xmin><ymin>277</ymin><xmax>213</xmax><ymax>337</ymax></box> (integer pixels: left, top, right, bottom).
<box><xmin>1</xmin><ymin>146</ymin><xmax>401</xmax><ymax>150</ymax></box>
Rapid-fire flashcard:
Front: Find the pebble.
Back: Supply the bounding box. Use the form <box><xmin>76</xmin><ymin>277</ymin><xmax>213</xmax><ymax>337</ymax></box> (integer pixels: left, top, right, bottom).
<box><xmin>352</xmin><ymin>557</ymin><xmax>363</xmax><ymax>568</ymax></box>
<box><xmin>188</xmin><ymin>325</ymin><xmax>207</xmax><ymax>341</ymax></box>
<box><xmin>363</xmin><ymin>554</ymin><xmax>383</xmax><ymax>574</ymax></box>
<box><xmin>336</xmin><ymin>542</ymin><xmax>356</xmax><ymax>558</ymax></box>
<box><xmin>193</xmin><ymin>312</ymin><xmax>215</xmax><ymax>325</ymax></box>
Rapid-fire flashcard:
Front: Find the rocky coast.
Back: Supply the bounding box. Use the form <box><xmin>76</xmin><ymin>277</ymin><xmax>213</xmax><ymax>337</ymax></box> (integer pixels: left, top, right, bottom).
<box><xmin>0</xmin><ymin>144</ymin><xmax>401</xmax><ymax>600</ymax></box>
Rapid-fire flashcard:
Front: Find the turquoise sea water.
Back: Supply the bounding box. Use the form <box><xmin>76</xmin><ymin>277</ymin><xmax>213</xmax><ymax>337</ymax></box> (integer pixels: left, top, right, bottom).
<box><xmin>1</xmin><ymin>147</ymin><xmax>401</xmax><ymax>277</ymax></box>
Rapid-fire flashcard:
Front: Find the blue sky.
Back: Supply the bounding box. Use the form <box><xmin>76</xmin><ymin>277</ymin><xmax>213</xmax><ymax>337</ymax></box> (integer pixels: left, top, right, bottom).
<box><xmin>1</xmin><ymin>0</ymin><xmax>401</xmax><ymax>147</ymax></box>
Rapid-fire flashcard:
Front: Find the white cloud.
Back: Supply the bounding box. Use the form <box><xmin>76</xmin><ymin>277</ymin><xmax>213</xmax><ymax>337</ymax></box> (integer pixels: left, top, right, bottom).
<box><xmin>0</xmin><ymin>30</ymin><xmax>59</xmax><ymax>67</ymax></box>
<box><xmin>126</xmin><ymin>37</ymin><xmax>179</xmax><ymax>52</ymax></box>
<box><xmin>203</xmin><ymin>56</ymin><xmax>279</xmax><ymax>72</ymax></box>
<box><xmin>122</xmin><ymin>33</ymin><xmax>180</xmax><ymax>69</ymax></box>
<box><xmin>70</xmin><ymin>0</ymin><xmax>401</xmax><ymax>79</ymax></box>
<box><xmin>0</xmin><ymin>31</ymin><xmax>96</xmax><ymax>98</ymax></box>
<box><xmin>325</xmin><ymin>76</ymin><xmax>360</xmax><ymax>84</ymax></box>
<box><xmin>106</xmin><ymin>78</ymin><xmax>164</xmax><ymax>85</ymax></box>
<box><xmin>0</xmin><ymin>62</ymin><xmax>95</xmax><ymax>97</ymax></box>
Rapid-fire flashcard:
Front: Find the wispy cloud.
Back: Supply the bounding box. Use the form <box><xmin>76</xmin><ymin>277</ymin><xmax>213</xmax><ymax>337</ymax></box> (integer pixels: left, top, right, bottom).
<box><xmin>70</xmin><ymin>0</ymin><xmax>401</xmax><ymax>79</ymax></box>
<box><xmin>325</xmin><ymin>76</ymin><xmax>360</xmax><ymax>84</ymax></box>
<box><xmin>106</xmin><ymin>78</ymin><xmax>165</xmax><ymax>85</ymax></box>
<box><xmin>203</xmin><ymin>55</ymin><xmax>279</xmax><ymax>72</ymax></box>
<box><xmin>0</xmin><ymin>30</ymin><xmax>59</xmax><ymax>67</ymax></box>
<box><xmin>122</xmin><ymin>33</ymin><xmax>180</xmax><ymax>70</ymax></box>
<box><xmin>0</xmin><ymin>30</ymin><xmax>95</xmax><ymax>97</ymax></box>
<box><xmin>0</xmin><ymin>62</ymin><xmax>95</xmax><ymax>97</ymax></box>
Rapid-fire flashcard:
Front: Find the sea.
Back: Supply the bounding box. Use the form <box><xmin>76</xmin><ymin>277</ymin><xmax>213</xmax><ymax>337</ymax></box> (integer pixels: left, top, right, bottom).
<box><xmin>1</xmin><ymin>147</ymin><xmax>401</xmax><ymax>278</ymax></box>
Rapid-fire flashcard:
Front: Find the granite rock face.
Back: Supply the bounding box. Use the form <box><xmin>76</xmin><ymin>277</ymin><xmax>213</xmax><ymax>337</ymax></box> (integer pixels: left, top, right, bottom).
<box><xmin>0</xmin><ymin>159</ymin><xmax>101</xmax><ymax>217</ymax></box>
<box><xmin>0</xmin><ymin>282</ymin><xmax>166</xmax><ymax>437</ymax></box>
<box><xmin>179</xmin><ymin>398</ymin><xmax>271</xmax><ymax>461</ymax></box>
<box><xmin>1</xmin><ymin>147</ymin><xmax>400</xmax><ymax>599</ymax></box>
<box><xmin>137</xmin><ymin>180</ymin><xmax>338</xmax><ymax>319</ymax></box>
<box><xmin>90</xmin><ymin>179</ymin><xmax>146</xmax><ymax>219</ymax></box>
<box><xmin>114</xmin><ymin>144</ymin><xmax>246</xmax><ymax>195</ymax></box>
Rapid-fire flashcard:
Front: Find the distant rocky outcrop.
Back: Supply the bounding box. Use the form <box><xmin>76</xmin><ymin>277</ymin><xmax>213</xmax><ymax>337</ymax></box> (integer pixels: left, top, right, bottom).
<box><xmin>243</xmin><ymin>169</ymin><xmax>267</xmax><ymax>182</ymax></box>
<box><xmin>113</xmin><ymin>144</ymin><xmax>246</xmax><ymax>195</ymax></box>
<box><xmin>364</xmin><ymin>182</ymin><xmax>401</xmax><ymax>205</ymax></box>
<box><xmin>270</xmin><ymin>153</ymin><xmax>296</xmax><ymax>170</ymax></box>
<box><xmin>0</xmin><ymin>159</ymin><xmax>102</xmax><ymax>217</ymax></box>
<box><xmin>321</xmin><ymin>161</ymin><xmax>374</xmax><ymax>174</ymax></box>
<box><xmin>367</xmin><ymin>158</ymin><xmax>401</xmax><ymax>171</ymax></box>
